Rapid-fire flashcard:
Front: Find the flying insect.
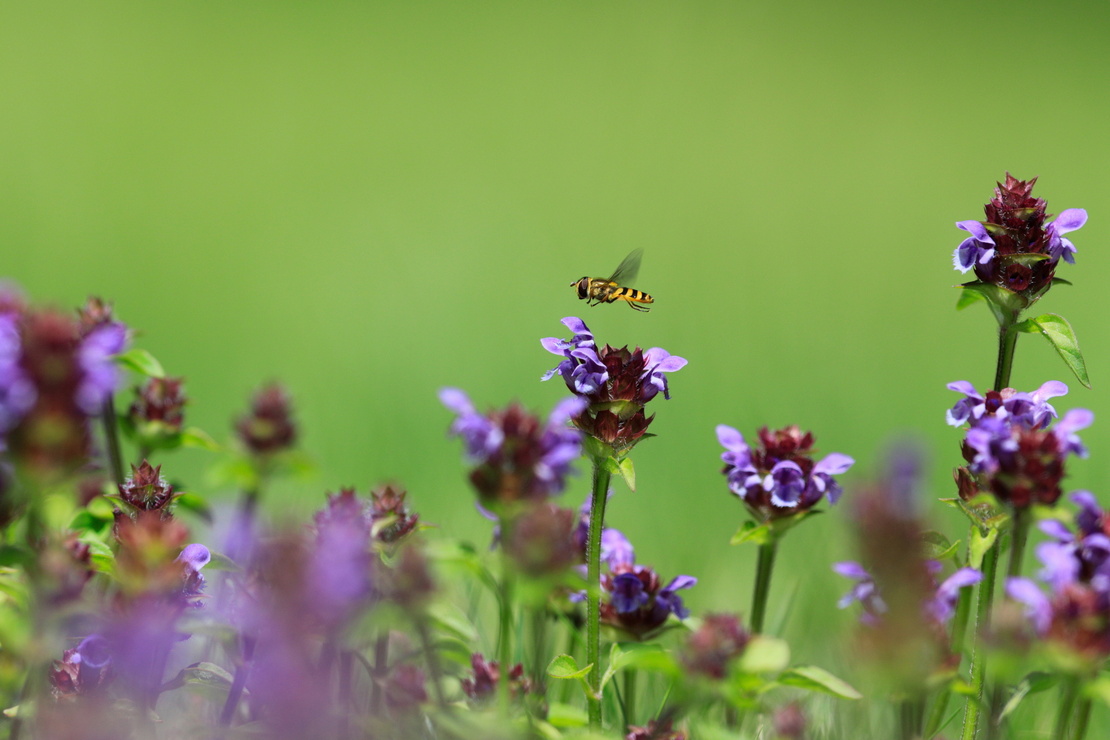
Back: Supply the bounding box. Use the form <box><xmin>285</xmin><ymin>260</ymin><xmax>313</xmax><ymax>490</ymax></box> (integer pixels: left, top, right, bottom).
<box><xmin>570</xmin><ymin>249</ymin><xmax>654</xmax><ymax>312</ymax></box>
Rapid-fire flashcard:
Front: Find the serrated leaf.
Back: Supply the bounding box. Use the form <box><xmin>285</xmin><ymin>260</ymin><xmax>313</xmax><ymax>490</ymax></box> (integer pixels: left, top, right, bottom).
<box><xmin>999</xmin><ymin>671</ymin><xmax>1057</xmax><ymax>720</ymax></box>
<box><xmin>737</xmin><ymin>635</ymin><xmax>790</xmax><ymax>673</ymax></box>
<box><xmin>546</xmin><ymin>654</ymin><xmax>592</xmax><ymax>680</ymax></box>
<box><xmin>115</xmin><ymin>349</ymin><xmax>165</xmax><ymax>378</ymax></box>
<box><xmin>779</xmin><ymin>665</ymin><xmax>862</xmax><ymax>699</ymax></box>
<box><xmin>1018</xmin><ymin>313</ymin><xmax>1091</xmax><ymax>389</ymax></box>
<box><xmin>730</xmin><ymin>521</ymin><xmax>771</xmax><ymax>546</ymax></box>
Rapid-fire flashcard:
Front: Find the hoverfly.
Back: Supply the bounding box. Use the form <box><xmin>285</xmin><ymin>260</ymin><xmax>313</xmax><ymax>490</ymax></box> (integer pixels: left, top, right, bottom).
<box><xmin>570</xmin><ymin>249</ymin><xmax>654</xmax><ymax>312</ymax></box>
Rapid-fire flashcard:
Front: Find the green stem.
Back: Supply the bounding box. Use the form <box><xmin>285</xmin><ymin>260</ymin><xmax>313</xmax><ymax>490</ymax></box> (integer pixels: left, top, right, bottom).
<box><xmin>750</xmin><ymin>539</ymin><xmax>779</xmax><ymax>634</ymax></box>
<box><xmin>1071</xmin><ymin>695</ymin><xmax>1092</xmax><ymax>740</ymax></box>
<box><xmin>528</xmin><ymin>606</ymin><xmax>548</xmax><ymax>690</ymax></box>
<box><xmin>417</xmin><ymin>617</ymin><xmax>448</xmax><ymax>709</ymax></box>
<box><xmin>623</xmin><ymin>668</ymin><xmax>638</xmax><ymax>731</ymax></box>
<box><xmin>219</xmin><ymin>636</ymin><xmax>256</xmax><ymax>727</ymax></box>
<box><xmin>370</xmin><ymin>633</ymin><xmax>388</xmax><ymax>714</ymax></box>
<box><xmin>900</xmin><ymin>696</ymin><xmax>925</xmax><ymax>740</ymax></box>
<box><xmin>100</xmin><ymin>395</ymin><xmax>125</xmax><ymax>486</ymax></box>
<box><xmin>993</xmin><ymin>324</ymin><xmax>1018</xmax><ymax>392</ymax></box>
<box><xmin>586</xmin><ymin>458</ymin><xmax>612</xmax><ymax>729</ymax></box>
<box><xmin>1006</xmin><ymin>508</ymin><xmax>1030</xmax><ymax>579</ymax></box>
<box><xmin>1052</xmin><ymin>676</ymin><xmax>1079</xmax><ymax>740</ymax></box>
<box><xmin>497</xmin><ymin>533</ymin><xmax>516</xmax><ymax>714</ymax></box>
<box><xmin>960</xmin><ymin>542</ymin><xmax>1000</xmax><ymax>740</ymax></box>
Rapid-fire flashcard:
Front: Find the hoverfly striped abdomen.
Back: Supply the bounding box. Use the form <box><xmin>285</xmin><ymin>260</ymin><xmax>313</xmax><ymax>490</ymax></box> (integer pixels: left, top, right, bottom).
<box><xmin>570</xmin><ymin>250</ymin><xmax>653</xmax><ymax>312</ymax></box>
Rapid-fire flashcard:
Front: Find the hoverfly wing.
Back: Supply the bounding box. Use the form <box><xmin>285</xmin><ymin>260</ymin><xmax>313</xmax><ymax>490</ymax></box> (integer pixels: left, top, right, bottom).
<box><xmin>607</xmin><ymin>248</ymin><xmax>643</xmax><ymax>285</ymax></box>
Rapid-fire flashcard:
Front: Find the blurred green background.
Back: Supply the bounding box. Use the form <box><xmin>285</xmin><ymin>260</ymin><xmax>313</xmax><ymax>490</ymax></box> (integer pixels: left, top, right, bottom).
<box><xmin>2</xmin><ymin>0</ymin><xmax>1108</xmax><ymax>706</ymax></box>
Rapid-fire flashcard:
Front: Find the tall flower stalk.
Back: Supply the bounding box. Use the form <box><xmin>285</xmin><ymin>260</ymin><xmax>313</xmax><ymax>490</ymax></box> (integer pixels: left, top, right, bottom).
<box><xmin>540</xmin><ymin>317</ymin><xmax>686</xmax><ymax>728</ymax></box>
<box><xmin>949</xmin><ymin>174</ymin><xmax>1089</xmax><ymax>739</ymax></box>
<box><xmin>717</xmin><ymin>424</ymin><xmax>853</xmax><ymax>633</ymax></box>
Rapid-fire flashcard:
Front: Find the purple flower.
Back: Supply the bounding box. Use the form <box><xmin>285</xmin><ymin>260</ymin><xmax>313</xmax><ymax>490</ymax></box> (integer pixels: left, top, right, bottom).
<box><xmin>1045</xmin><ymin>208</ymin><xmax>1087</xmax><ymax>264</ymax></box>
<box><xmin>601</xmin><ymin>561</ymin><xmax>696</xmax><ymax>639</ymax></box>
<box><xmin>0</xmin><ymin>313</ymin><xmax>34</xmax><ymax>434</ymax></box>
<box><xmin>541</xmin><ymin>317</ymin><xmax>686</xmax><ymax>451</ymax></box>
<box><xmin>76</xmin><ymin>321</ymin><xmax>129</xmax><ymax>414</ymax></box>
<box><xmin>639</xmin><ymin>347</ymin><xmax>688</xmax><ymax>402</ymax></box>
<box><xmin>718</xmin><ymin>424</ymin><xmax>854</xmax><ymax>517</ymax></box>
<box><xmin>927</xmin><ymin>568</ymin><xmax>983</xmax><ymax>623</ymax></box>
<box><xmin>945</xmin><ymin>380</ymin><xmax>1066</xmax><ymax>429</ymax></box>
<box><xmin>833</xmin><ymin>561</ymin><xmax>886</xmax><ymax>625</ymax></box>
<box><xmin>953</xmin><ymin>220</ymin><xmax>997</xmax><ymax>273</ymax></box>
<box><xmin>440</xmin><ymin>388</ymin><xmax>585</xmax><ymax>510</ymax></box>
<box><xmin>541</xmin><ymin>317</ymin><xmax>607</xmax><ymax>395</ymax></box>
<box><xmin>1005</xmin><ymin>577</ymin><xmax>1052</xmax><ymax>634</ymax></box>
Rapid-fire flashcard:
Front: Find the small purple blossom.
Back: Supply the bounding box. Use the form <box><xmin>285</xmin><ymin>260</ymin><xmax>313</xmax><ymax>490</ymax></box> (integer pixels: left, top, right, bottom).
<box><xmin>1005</xmin><ymin>577</ymin><xmax>1053</xmax><ymax>634</ymax></box>
<box><xmin>639</xmin><ymin>347</ymin><xmax>688</xmax><ymax>402</ymax></box>
<box><xmin>541</xmin><ymin>317</ymin><xmax>607</xmax><ymax>395</ymax></box>
<box><xmin>927</xmin><ymin>568</ymin><xmax>983</xmax><ymax>623</ymax></box>
<box><xmin>0</xmin><ymin>313</ymin><xmax>35</xmax><ymax>434</ymax></box>
<box><xmin>1045</xmin><ymin>208</ymin><xmax>1087</xmax><ymax>264</ymax></box>
<box><xmin>834</xmin><ymin>560</ymin><xmax>980</xmax><ymax>627</ymax></box>
<box><xmin>833</xmin><ymin>561</ymin><xmax>886</xmax><ymax>625</ymax></box>
<box><xmin>601</xmin><ymin>560</ymin><xmax>696</xmax><ymax>640</ymax></box>
<box><xmin>953</xmin><ymin>220</ymin><xmax>996</xmax><ymax>273</ymax></box>
<box><xmin>945</xmin><ymin>380</ymin><xmax>1066</xmax><ymax>430</ymax></box>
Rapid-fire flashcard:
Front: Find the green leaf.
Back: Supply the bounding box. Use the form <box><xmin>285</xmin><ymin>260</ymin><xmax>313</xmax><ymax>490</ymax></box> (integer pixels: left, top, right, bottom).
<box><xmin>546</xmin><ymin>701</ymin><xmax>588</xmax><ymax>728</ymax></box>
<box><xmin>161</xmin><ymin>662</ymin><xmax>234</xmax><ymax>702</ymax></box>
<box><xmin>999</xmin><ymin>672</ymin><xmax>1057</xmax><ymax>720</ymax></box>
<box><xmin>427</xmin><ymin>601</ymin><xmax>480</xmax><ymax>644</ymax></box>
<box><xmin>204</xmin><ymin>551</ymin><xmax>241</xmax><ymax>573</ymax></box>
<box><xmin>730</xmin><ymin>521</ymin><xmax>771</xmax><ymax>546</ymax></box>
<box><xmin>779</xmin><ymin>665</ymin><xmax>862</xmax><ymax>699</ymax></box>
<box><xmin>737</xmin><ymin>635</ymin><xmax>790</xmax><ymax>674</ymax></box>
<box><xmin>546</xmin><ymin>654</ymin><xmax>592</xmax><ymax>680</ymax></box>
<box><xmin>1085</xmin><ymin>676</ymin><xmax>1110</xmax><ymax>707</ymax></box>
<box><xmin>616</xmin><ymin>456</ymin><xmax>635</xmax><ymax>492</ymax></box>
<box><xmin>968</xmin><ymin>525</ymin><xmax>1000</xmax><ymax>570</ymax></box>
<box><xmin>115</xmin><ymin>348</ymin><xmax>166</xmax><ymax>378</ymax></box>
<box><xmin>173</xmin><ymin>492</ymin><xmax>213</xmax><ymax>523</ymax></box>
<box><xmin>956</xmin><ymin>286</ymin><xmax>987</xmax><ymax>310</ymax></box>
<box><xmin>923</xmin><ymin>530</ymin><xmax>959</xmax><ymax>561</ymax></box>
<box><xmin>180</xmin><ymin>427</ymin><xmax>220</xmax><ymax>451</ymax></box>
<box><xmin>0</xmin><ymin>546</ymin><xmax>31</xmax><ymax>568</ymax></box>
<box><xmin>1016</xmin><ymin>313</ymin><xmax>1091</xmax><ymax>388</ymax></box>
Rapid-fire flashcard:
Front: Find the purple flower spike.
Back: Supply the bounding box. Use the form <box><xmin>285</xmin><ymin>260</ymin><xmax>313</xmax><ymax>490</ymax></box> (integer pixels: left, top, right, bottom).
<box><xmin>1005</xmin><ymin>577</ymin><xmax>1052</xmax><ymax>634</ymax></box>
<box><xmin>953</xmin><ymin>220</ymin><xmax>997</xmax><ymax>273</ymax></box>
<box><xmin>1046</xmin><ymin>208</ymin><xmax>1087</xmax><ymax>263</ymax></box>
<box><xmin>946</xmin><ymin>380</ymin><xmax>1066</xmax><ymax>430</ymax></box>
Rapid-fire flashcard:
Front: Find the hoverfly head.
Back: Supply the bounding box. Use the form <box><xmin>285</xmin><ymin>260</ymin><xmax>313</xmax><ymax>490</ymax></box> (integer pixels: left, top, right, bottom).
<box><xmin>572</xmin><ymin>277</ymin><xmax>591</xmax><ymax>299</ymax></box>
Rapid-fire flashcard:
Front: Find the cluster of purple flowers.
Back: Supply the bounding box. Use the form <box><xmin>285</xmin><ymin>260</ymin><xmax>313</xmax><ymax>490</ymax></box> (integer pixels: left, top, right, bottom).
<box><xmin>541</xmin><ymin>317</ymin><xmax>686</xmax><ymax>451</ymax></box>
<box><xmin>717</xmin><ymin>424</ymin><xmax>854</xmax><ymax>518</ymax></box>
<box><xmin>0</xmin><ymin>292</ymin><xmax>129</xmax><ymax>475</ymax></box>
<box><xmin>1006</xmin><ymin>492</ymin><xmax>1110</xmax><ymax>658</ymax></box>
<box><xmin>947</xmin><ymin>381</ymin><xmax>1092</xmax><ymax>507</ymax></box>
<box><xmin>953</xmin><ymin>174</ymin><xmax>1086</xmax><ymax>298</ymax></box>
<box><xmin>440</xmin><ymin>387</ymin><xmax>585</xmax><ymax>511</ymax></box>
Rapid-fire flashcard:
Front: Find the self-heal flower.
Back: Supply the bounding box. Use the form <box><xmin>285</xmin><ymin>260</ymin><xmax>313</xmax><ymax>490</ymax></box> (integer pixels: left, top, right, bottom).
<box><xmin>952</xmin><ymin>174</ymin><xmax>1086</xmax><ymax>303</ymax></box>
<box><xmin>717</xmin><ymin>424</ymin><xmax>854</xmax><ymax>518</ymax></box>
<box><xmin>440</xmin><ymin>388</ymin><xmax>585</xmax><ymax>513</ymax></box>
<box><xmin>600</xmin><ymin>558</ymin><xmax>696</xmax><ymax>640</ymax></box>
<box><xmin>541</xmin><ymin>317</ymin><xmax>686</xmax><ymax>452</ymax></box>
<box><xmin>834</xmin><ymin>560</ymin><xmax>981</xmax><ymax>627</ymax></box>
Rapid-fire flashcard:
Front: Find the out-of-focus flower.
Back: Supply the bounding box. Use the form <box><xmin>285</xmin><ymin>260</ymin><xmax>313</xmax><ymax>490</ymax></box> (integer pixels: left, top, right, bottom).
<box><xmin>625</xmin><ymin>718</ymin><xmax>687</xmax><ymax>740</ymax></box>
<box><xmin>235</xmin><ymin>383</ymin><xmax>297</xmax><ymax>456</ymax></box>
<box><xmin>680</xmin><ymin>613</ymin><xmax>750</xmax><ymax>679</ymax></box>
<box><xmin>128</xmin><ymin>377</ymin><xmax>187</xmax><ymax>443</ymax></box>
<box><xmin>369</xmin><ymin>483</ymin><xmax>420</xmax><ymax>544</ymax></box>
<box><xmin>383</xmin><ymin>664</ymin><xmax>428</xmax><ymax>711</ymax></box>
<box><xmin>717</xmin><ymin>424</ymin><xmax>853</xmax><ymax>519</ymax></box>
<box><xmin>460</xmin><ymin>653</ymin><xmax>533</xmax><ymax>703</ymax></box>
<box><xmin>1006</xmin><ymin>493</ymin><xmax>1110</xmax><ymax>662</ymax></box>
<box><xmin>50</xmin><ymin>635</ymin><xmax>112</xmax><ymax>700</ymax></box>
<box><xmin>952</xmin><ymin>174</ymin><xmax>1086</xmax><ymax>303</ymax></box>
<box><xmin>503</xmin><ymin>502</ymin><xmax>579</xmax><ymax>578</ymax></box>
<box><xmin>773</xmin><ymin>703</ymin><xmax>807</xmax><ymax>739</ymax></box>
<box><xmin>541</xmin><ymin>317</ymin><xmax>686</xmax><ymax>452</ymax></box>
<box><xmin>440</xmin><ymin>388</ymin><xmax>584</xmax><ymax>514</ymax></box>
